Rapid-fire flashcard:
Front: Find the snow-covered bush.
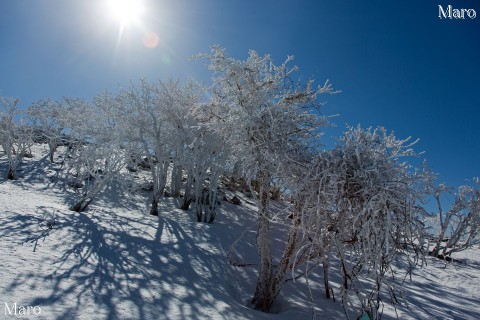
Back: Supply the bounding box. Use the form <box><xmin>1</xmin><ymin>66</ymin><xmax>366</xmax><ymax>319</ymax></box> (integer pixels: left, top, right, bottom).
<box><xmin>62</xmin><ymin>94</ymin><xmax>127</xmax><ymax>212</ymax></box>
<box><xmin>429</xmin><ymin>179</ymin><xmax>480</xmax><ymax>259</ymax></box>
<box><xmin>0</xmin><ymin>97</ymin><xmax>34</xmax><ymax>179</ymax></box>
<box><xmin>27</xmin><ymin>98</ymin><xmax>65</xmax><ymax>163</ymax></box>
<box><xmin>68</xmin><ymin>144</ymin><xmax>126</xmax><ymax>212</ymax></box>
<box><xmin>117</xmin><ymin>79</ymin><xmax>215</xmax><ymax>216</ymax></box>
<box><xmin>296</xmin><ymin>126</ymin><xmax>427</xmax><ymax>319</ymax></box>
<box><xmin>116</xmin><ymin>80</ymin><xmax>173</xmax><ymax>216</ymax></box>
<box><xmin>183</xmin><ymin>126</ymin><xmax>228</xmax><ymax>223</ymax></box>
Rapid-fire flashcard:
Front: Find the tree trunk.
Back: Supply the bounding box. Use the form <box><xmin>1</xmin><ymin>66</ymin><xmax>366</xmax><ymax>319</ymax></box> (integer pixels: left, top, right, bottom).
<box><xmin>251</xmin><ymin>284</ymin><xmax>275</xmax><ymax>313</ymax></box>
<box><xmin>206</xmin><ymin>174</ymin><xmax>220</xmax><ymax>223</ymax></box>
<box><xmin>181</xmin><ymin>172</ymin><xmax>194</xmax><ymax>210</ymax></box>
<box><xmin>71</xmin><ymin>201</ymin><xmax>83</xmax><ymax>212</ymax></box>
<box><xmin>150</xmin><ymin>193</ymin><xmax>160</xmax><ymax>216</ymax></box>
<box><xmin>431</xmin><ymin>195</ymin><xmax>451</xmax><ymax>258</ymax></box>
<box><xmin>324</xmin><ymin>261</ymin><xmax>331</xmax><ymax>299</ymax></box>
<box><xmin>181</xmin><ymin>196</ymin><xmax>193</xmax><ymax>210</ymax></box>
<box><xmin>149</xmin><ymin>160</ymin><xmax>169</xmax><ymax>216</ymax></box>
<box><xmin>256</xmin><ymin>201</ymin><xmax>303</xmax><ymax>310</ymax></box>
<box><xmin>196</xmin><ymin>198</ymin><xmax>203</xmax><ymax>222</ymax></box>
<box><xmin>251</xmin><ymin>170</ymin><xmax>274</xmax><ymax>312</ymax></box>
<box><xmin>171</xmin><ymin>164</ymin><xmax>182</xmax><ymax>198</ymax></box>
<box><xmin>48</xmin><ymin>141</ymin><xmax>57</xmax><ymax>163</ymax></box>
<box><xmin>432</xmin><ymin>220</ymin><xmax>449</xmax><ymax>257</ymax></box>
<box><xmin>71</xmin><ymin>197</ymin><xmax>93</xmax><ymax>212</ymax></box>
<box><xmin>7</xmin><ymin>167</ymin><xmax>15</xmax><ymax>180</ymax></box>
<box><xmin>341</xmin><ymin>258</ymin><xmax>349</xmax><ymax>290</ymax></box>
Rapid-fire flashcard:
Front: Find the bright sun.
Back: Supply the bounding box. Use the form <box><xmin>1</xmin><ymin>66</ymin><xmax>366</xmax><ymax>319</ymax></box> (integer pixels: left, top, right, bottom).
<box><xmin>106</xmin><ymin>0</ymin><xmax>145</xmax><ymax>26</ymax></box>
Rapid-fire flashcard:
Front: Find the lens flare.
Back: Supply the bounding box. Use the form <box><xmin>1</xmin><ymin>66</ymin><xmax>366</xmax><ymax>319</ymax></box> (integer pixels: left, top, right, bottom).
<box><xmin>143</xmin><ymin>31</ymin><xmax>160</xmax><ymax>48</ymax></box>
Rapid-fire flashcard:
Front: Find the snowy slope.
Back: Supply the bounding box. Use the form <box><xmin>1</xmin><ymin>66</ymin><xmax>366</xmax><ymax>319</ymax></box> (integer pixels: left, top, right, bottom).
<box><xmin>0</xmin><ymin>145</ymin><xmax>479</xmax><ymax>320</ymax></box>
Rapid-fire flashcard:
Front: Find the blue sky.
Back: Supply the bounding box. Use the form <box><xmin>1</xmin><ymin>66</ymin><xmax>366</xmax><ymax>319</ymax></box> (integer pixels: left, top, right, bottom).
<box><xmin>1</xmin><ymin>0</ymin><xmax>479</xmax><ymax>188</ymax></box>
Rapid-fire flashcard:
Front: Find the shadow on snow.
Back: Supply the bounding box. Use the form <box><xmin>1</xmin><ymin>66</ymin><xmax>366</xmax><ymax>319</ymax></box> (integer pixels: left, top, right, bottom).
<box><xmin>1</xmin><ymin>208</ymin><xmax>251</xmax><ymax>320</ymax></box>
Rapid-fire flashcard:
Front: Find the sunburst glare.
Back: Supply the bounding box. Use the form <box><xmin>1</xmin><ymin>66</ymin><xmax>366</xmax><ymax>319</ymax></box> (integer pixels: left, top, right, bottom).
<box><xmin>106</xmin><ymin>0</ymin><xmax>145</xmax><ymax>27</ymax></box>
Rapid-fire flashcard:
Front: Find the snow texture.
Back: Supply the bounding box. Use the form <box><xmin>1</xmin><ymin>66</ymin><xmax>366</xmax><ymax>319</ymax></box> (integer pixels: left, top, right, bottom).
<box><xmin>0</xmin><ymin>145</ymin><xmax>479</xmax><ymax>319</ymax></box>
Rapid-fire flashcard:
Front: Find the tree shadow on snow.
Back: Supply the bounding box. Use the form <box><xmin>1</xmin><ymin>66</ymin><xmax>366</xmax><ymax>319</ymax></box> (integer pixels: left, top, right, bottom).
<box><xmin>385</xmin><ymin>258</ymin><xmax>480</xmax><ymax>320</ymax></box>
<box><xmin>2</xmin><ymin>208</ymin><xmax>253</xmax><ymax>320</ymax></box>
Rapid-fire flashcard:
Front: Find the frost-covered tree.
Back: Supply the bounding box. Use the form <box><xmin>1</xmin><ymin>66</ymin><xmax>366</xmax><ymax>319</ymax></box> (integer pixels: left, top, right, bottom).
<box><xmin>168</xmin><ymin>87</ymin><xmax>231</xmax><ymax>221</ymax></box>
<box><xmin>27</xmin><ymin>98</ymin><xmax>64</xmax><ymax>163</ymax></box>
<box><xmin>58</xmin><ymin>97</ymin><xmax>96</xmax><ymax>146</ymax></box>
<box><xmin>183</xmin><ymin>125</ymin><xmax>229</xmax><ymax>223</ymax></box>
<box><xmin>62</xmin><ymin>94</ymin><xmax>127</xmax><ymax>212</ymax></box>
<box><xmin>156</xmin><ymin>80</ymin><xmax>202</xmax><ymax>200</ymax></box>
<box><xmin>198</xmin><ymin>46</ymin><xmax>335</xmax><ymax>311</ymax></box>
<box><xmin>429</xmin><ymin>179</ymin><xmax>480</xmax><ymax>259</ymax></box>
<box><xmin>117</xmin><ymin>80</ymin><xmax>171</xmax><ymax>216</ymax></box>
<box><xmin>68</xmin><ymin>143</ymin><xmax>126</xmax><ymax>212</ymax></box>
<box><xmin>0</xmin><ymin>97</ymin><xmax>34</xmax><ymax>179</ymax></box>
<box><xmin>115</xmin><ymin>78</ymin><xmax>229</xmax><ymax>220</ymax></box>
<box><xmin>297</xmin><ymin>126</ymin><xmax>427</xmax><ymax>319</ymax></box>
<box><xmin>117</xmin><ymin>79</ymin><xmax>208</xmax><ymax>216</ymax></box>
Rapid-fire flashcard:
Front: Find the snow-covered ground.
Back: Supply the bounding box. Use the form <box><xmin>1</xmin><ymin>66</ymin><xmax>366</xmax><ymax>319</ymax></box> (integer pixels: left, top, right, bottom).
<box><xmin>0</xmin><ymin>145</ymin><xmax>479</xmax><ymax>319</ymax></box>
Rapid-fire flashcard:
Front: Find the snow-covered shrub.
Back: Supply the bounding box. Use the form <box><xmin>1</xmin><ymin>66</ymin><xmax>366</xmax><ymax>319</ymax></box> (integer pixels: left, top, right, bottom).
<box><xmin>115</xmin><ymin>80</ymin><xmax>172</xmax><ymax>216</ymax></box>
<box><xmin>117</xmin><ymin>79</ymin><xmax>216</xmax><ymax>216</ymax></box>
<box><xmin>62</xmin><ymin>94</ymin><xmax>127</xmax><ymax>212</ymax></box>
<box><xmin>297</xmin><ymin>126</ymin><xmax>427</xmax><ymax>319</ymax></box>
<box><xmin>27</xmin><ymin>98</ymin><xmax>65</xmax><ymax>163</ymax></box>
<box><xmin>429</xmin><ymin>179</ymin><xmax>480</xmax><ymax>259</ymax></box>
<box><xmin>68</xmin><ymin>143</ymin><xmax>126</xmax><ymax>212</ymax></box>
<box><xmin>183</xmin><ymin>126</ymin><xmax>228</xmax><ymax>223</ymax></box>
<box><xmin>0</xmin><ymin>97</ymin><xmax>34</xmax><ymax>179</ymax></box>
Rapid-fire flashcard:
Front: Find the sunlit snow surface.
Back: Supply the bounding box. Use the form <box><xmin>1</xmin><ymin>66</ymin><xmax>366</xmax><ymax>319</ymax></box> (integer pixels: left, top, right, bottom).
<box><xmin>0</xmin><ymin>145</ymin><xmax>479</xmax><ymax>319</ymax></box>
